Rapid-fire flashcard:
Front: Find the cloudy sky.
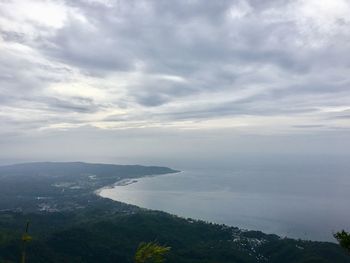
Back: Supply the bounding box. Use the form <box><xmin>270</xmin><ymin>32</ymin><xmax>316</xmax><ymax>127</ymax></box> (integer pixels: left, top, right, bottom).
<box><xmin>0</xmin><ymin>0</ymin><xmax>349</xmax><ymax>165</ymax></box>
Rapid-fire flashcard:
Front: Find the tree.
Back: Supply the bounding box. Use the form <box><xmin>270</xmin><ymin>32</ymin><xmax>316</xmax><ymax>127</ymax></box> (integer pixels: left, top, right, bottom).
<box><xmin>21</xmin><ymin>222</ymin><xmax>32</xmax><ymax>263</ymax></box>
<box><xmin>334</xmin><ymin>230</ymin><xmax>350</xmax><ymax>253</ymax></box>
<box><xmin>135</xmin><ymin>242</ymin><xmax>170</xmax><ymax>263</ymax></box>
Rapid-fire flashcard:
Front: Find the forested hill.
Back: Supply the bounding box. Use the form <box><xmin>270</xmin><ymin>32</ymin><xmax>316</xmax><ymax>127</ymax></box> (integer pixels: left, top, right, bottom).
<box><xmin>0</xmin><ymin>162</ymin><xmax>179</xmax><ymax>212</ymax></box>
<box><xmin>0</xmin><ymin>162</ymin><xmax>349</xmax><ymax>263</ymax></box>
<box><xmin>0</xmin><ymin>161</ymin><xmax>178</xmax><ymax>179</ymax></box>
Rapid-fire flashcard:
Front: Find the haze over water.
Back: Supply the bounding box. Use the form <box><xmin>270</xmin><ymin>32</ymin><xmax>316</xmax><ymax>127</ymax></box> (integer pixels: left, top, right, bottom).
<box><xmin>100</xmin><ymin>155</ymin><xmax>350</xmax><ymax>242</ymax></box>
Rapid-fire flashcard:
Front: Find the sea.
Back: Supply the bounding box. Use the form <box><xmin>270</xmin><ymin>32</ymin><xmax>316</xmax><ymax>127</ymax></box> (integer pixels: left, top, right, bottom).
<box><xmin>99</xmin><ymin>154</ymin><xmax>350</xmax><ymax>242</ymax></box>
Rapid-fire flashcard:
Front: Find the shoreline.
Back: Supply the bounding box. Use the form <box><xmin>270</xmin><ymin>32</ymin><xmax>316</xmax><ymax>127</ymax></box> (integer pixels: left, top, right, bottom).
<box><xmin>94</xmin><ymin>170</ymin><xmax>182</xmax><ymax>196</ymax></box>
<box><xmin>94</xmin><ymin>169</ymin><xmax>341</xmax><ymax>243</ymax></box>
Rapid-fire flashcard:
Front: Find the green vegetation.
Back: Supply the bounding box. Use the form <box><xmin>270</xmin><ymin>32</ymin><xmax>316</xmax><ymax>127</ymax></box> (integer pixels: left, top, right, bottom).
<box><xmin>1</xmin><ymin>210</ymin><xmax>349</xmax><ymax>263</ymax></box>
<box><xmin>334</xmin><ymin>230</ymin><xmax>350</xmax><ymax>253</ymax></box>
<box><xmin>135</xmin><ymin>242</ymin><xmax>170</xmax><ymax>263</ymax></box>
<box><xmin>0</xmin><ymin>162</ymin><xmax>349</xmax><ymax>262</ymax></box>
<box><xmin>0</xmin><ymin>162</ymin><xmax>178</xmax><ymax>213</ymax></box>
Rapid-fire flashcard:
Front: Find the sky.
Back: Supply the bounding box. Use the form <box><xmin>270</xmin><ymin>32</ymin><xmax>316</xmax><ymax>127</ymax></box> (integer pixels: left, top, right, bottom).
<box><xmin>0</xmin><ymin>0</ymin><xmax>349</xmax><ymax>165</ymax></box>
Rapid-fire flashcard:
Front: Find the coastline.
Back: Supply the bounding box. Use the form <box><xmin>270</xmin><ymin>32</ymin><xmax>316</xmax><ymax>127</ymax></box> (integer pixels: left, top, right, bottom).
<box><xmin>94</xmin><ymin>169</ymin><xmax>344</xmax><ymax>243</ymax></box>
<box><xmin>94</xmin><ymin>170</ymin><xmax>182</xmax><ymax>196</ymax></box>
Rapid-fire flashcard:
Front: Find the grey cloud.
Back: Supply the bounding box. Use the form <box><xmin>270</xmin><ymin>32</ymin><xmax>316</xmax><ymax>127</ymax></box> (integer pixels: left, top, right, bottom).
<box><xmin>328</xmin><ymin>109</ymin><xmax>350</xmax><ymax>120</ymax></box>
<box><xmin>32</xmin><ymin>0</ymin><xmax>347</xmax><ymax>100</ymax></box>
<box><xmin>0</xmin><ymin>94</ymin><xmax>94</xmax><ymax>113</ymax></box>
<box><xmin>156</xmin><ymin>101</ymin><xmax>317</xmax><ymax>121</ymax></box>
<box><xmin>124</xmin><ymin>91</ymin><xmax>319</xmax><ymax>123</ymax></box>
<box><xmin>248</xmin><ymin>0</ymin><xmax>292</xmax><ymax>11</ymax></box>
<box><xmin>129</xmin><ymin>80</ymin><xmax>200</xmax><ymax>107</ymax></box>
<box><xmin>0</xmin><ymin>30</ymin><xmax>26</xmax><ymax>43</ymax></box>
<box><xmin>293</xmin><ymin>125</ymin><xmax>325</xmax><ymax>129</ymax></box>
<box><xmin>42</xmin><ymin>96</ymin><xmax>100</xmax><ymax>113</ymax></box>
<box><xmin>335</xmin><ymin>115</ymin><xmax>350</xmax><ymax>119</ymax></box>
<box><xmin>19</xmin><ymin>96</ymin><xmax>102</xmax><ymax>114</ymax></box>
<box><xmin>42</xmin><ymin>19</ymin><xmax>135</xmax><ymax>73</ymax></box>
<box><xmin>103</xmin><ymin>115</ymin><xmax>129</xmax><ymax>122</ymax></box>
<box><xmin>0</xmin><ymin>0</ymin><xmax>350</xmax><ymax>135</ymax></box>
<box><xmin>136</xmin><ymin>94</ymin><xmax>170</xmax><ymax>107</ymax></box>
<box><xmin>267</xmin><ymin>82</ymin><xmax>350</xmax><ymax>106</ymax></box>
<box><xmin>39</xmin><ymin>0</ymin><xmax>308</xmax><ymax>75</ymax></box>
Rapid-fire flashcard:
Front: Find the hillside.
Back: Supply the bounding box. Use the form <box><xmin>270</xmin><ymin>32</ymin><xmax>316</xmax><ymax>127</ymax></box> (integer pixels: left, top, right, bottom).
<box><xmin>0</xmin><ymin>162</ymin><xmax>178</xmax><ymax>212</ymax></box>
<box><xmin>0</xmin><ymin>162</ymin><xmax>348</xmax><ymax>263</ymax></box>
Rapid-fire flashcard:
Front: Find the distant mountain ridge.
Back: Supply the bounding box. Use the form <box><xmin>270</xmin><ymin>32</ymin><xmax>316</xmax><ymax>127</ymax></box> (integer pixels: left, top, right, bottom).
<box><xmin>0</xmin><ymin>161</ymin><xmax>179</xmax><ymax>177</ymax></box>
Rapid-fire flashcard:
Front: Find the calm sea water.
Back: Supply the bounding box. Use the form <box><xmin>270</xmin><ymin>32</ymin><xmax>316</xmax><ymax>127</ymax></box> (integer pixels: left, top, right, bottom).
<box><xmin>100</xmin><ymin>155</ymin><xmax>350</xmax><ymax>242</ymax></box>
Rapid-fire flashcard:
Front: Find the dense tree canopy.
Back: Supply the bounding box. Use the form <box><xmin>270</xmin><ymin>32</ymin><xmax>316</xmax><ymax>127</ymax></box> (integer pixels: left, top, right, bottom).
<box><xmin>334</xmin><ymin>230</ymin><xmax>350</xmax><ymax>253</ymax></box>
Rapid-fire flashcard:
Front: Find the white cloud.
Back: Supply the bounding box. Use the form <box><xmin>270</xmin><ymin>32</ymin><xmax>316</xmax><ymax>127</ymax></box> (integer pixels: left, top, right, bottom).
<box><xmin>0</xmin><ymin>0</ymin><xmax>349</xmax><ymax>143</ymax></box>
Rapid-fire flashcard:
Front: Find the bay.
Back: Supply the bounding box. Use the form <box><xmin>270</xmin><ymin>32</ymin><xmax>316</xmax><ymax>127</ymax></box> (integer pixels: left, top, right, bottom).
<box><xmin>100</xmin><ymin>155</ymin><xmax>350</xmax><ymax>242</ymax></box>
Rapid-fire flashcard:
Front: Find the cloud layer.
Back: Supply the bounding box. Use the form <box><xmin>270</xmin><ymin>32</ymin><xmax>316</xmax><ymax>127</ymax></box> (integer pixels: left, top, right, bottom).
<box><xmin>1</xmin><ymin>0</ymin><xmax>350</xmax><ymax>142</ymax></box>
